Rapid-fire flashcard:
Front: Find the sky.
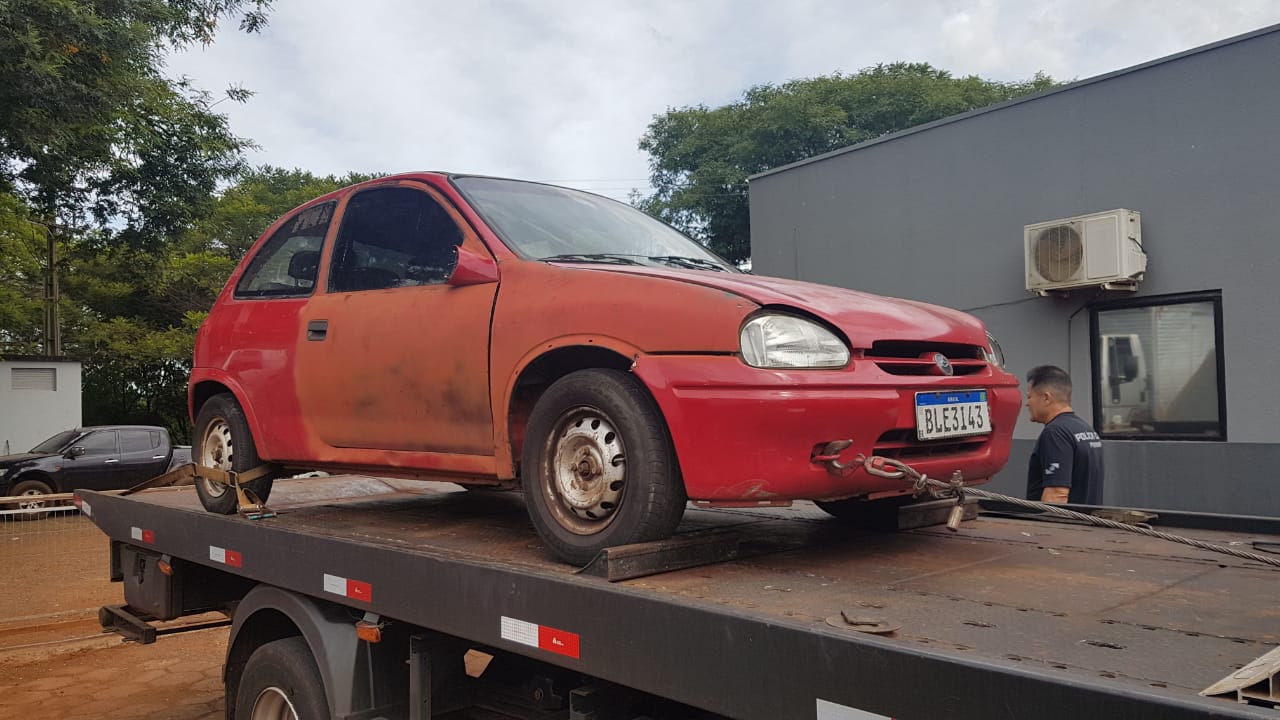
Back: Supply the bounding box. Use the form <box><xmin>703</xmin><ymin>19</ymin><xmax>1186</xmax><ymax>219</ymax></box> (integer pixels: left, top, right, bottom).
<box><xmin>165</xmin><ymin>1</ymin><xmax>1280</xmax><ymax>202</ymax></box>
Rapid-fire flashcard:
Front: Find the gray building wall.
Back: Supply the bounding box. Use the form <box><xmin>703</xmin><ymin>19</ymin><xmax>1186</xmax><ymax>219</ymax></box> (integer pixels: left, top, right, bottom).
<box><xmin>0</xmin><ymin>360</ymin><xmax>83</xmax><ymax>455</ymax></box>
<box><xmin>748</xmin><ymin>26</ymin><xmax>1280</xmax><ymax>517</ymax></box>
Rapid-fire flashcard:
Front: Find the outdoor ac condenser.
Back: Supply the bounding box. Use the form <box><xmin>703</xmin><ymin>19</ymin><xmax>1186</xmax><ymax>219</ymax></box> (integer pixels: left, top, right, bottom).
<box><xmin>1024</xmin><ymin>208</ymin><xmax>1146</xmax><ymax>294</ymax></box>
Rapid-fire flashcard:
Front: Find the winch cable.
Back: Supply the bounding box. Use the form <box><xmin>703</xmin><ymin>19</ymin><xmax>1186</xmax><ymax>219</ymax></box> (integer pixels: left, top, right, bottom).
<box><xmin>858</xmin><ymin>455</ymin><xmax>1280</xmax><ymax>569</ymax></box>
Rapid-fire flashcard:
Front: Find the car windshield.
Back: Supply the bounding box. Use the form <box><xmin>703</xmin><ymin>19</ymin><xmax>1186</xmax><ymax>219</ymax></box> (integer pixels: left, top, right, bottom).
<box><xmin>452</xmin><ymin>177</ymin><xmax>737</xmax><ymax>272</ymax></box>
<box><xmin>29</xmin><ymin>430</ymin><xmax>81</xmax><ymax>453</ymax></box>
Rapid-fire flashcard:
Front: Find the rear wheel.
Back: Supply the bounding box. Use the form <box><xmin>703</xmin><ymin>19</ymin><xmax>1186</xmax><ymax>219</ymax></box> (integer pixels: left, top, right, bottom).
<box><xmin>194</xmin><ymin>393</ymin><xmax>274</xmax><ymax>514</ymax></box>
<box><xmin>522</xmin><ymin>369</ymin><xmax>686</xmax><ymax>565</ymax></box>
<box><xmin>10</xmin><ymin>478</ymin><xmax>55</xmax><ymax>521</ymax></box>
<box><xmin>234</xmin><ymin>636</ymin><xmax>329</xmax><ymax>720</ymax></box>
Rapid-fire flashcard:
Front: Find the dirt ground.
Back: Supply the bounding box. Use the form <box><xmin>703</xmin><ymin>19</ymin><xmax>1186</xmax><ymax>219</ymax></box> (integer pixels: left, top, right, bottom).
<box><xmin>0</xmin><ymin>511</ymin><xmax>226</xmax><ymax>719</ymax></box>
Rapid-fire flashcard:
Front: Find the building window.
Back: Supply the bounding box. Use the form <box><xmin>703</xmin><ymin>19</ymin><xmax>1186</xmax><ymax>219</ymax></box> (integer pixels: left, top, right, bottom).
<box><xmin>12</xmin><ymin>367</ymin><xmax>56</xmax><ymax>390</ymax></box>
<box><xmin>1090</xmin><ymin>291</ymin><xmax>1225</xmax><ymax>440</ymax></box>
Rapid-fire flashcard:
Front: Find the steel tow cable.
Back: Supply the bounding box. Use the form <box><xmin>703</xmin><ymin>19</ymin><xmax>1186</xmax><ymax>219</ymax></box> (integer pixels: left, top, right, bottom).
<box><xmin>857</xmin><ymin>455</ymin><xmax>1280</xmax><ymax>569</ymax></box>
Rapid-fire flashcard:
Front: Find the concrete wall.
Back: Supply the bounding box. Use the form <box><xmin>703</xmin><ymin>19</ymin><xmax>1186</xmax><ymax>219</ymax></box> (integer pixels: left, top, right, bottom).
<box><xmin>748</xmin><ymin>26</ymin><xmax>1280</xmax><ymax>517</ymax></box>
<box><xmin>0</xmin><ymin>360</ymin><xmax>83</xmax><ymax>455</ymax></box>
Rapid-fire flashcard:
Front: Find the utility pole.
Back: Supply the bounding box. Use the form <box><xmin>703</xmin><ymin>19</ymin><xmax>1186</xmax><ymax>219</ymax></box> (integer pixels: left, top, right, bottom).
<box><xmin>42</xmin><ymin>223</ymin><xmax>62</xmax><ymax>356</ymax></box>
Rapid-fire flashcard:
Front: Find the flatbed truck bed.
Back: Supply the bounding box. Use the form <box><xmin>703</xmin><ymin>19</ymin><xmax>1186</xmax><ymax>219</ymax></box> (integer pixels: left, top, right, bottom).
<box><xmin>79</xmin><ymin>476</ymin><xmax>1280</xmax><ymax>719</ymax></box>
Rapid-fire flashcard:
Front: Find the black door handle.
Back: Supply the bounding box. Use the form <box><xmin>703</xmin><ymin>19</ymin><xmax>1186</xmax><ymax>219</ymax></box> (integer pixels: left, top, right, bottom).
<box><xmin>307</xmin><ymin>319</ymin><xmax>328</xmax><ymax>341</ymax></box>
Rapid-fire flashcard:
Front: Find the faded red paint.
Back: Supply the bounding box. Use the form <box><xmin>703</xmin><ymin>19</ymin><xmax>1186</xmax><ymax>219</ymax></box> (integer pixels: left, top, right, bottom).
<box><xmin>192</xmin><ymin>171</ymin><xmax>1021</xmax><ymax>503</ymax></box>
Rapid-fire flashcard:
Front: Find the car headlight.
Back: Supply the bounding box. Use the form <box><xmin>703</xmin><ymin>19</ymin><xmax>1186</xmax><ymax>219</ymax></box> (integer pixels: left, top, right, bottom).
<box><xmin>984</xmin><ymin>331</ymin><xmax>1006</xmax><ymax>369</ymax></box>
<box><xmin>740</xmin><ymin>313</ymin><xmax>850</xmax><ymax>369</ymax></box>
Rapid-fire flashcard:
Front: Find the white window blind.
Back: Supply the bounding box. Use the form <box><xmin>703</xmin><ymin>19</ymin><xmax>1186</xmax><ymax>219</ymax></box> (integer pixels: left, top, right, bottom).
<box><xmin>12</xmin><ymin>367</ymin><xmax>57</xmax><ymax>391</ymax></box>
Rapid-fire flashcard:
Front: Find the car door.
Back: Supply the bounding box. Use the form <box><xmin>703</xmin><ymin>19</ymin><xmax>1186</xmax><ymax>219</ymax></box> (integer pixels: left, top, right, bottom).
<box><xmin>294</xmin><ymin>181</ymin><xmax>498</xmax><ymax>457</ymax></box>
<box><xmin>116</xmin><ymin>429</ymin><xmax>170</xmax><ymax>488</ymax></box>
<box><xmin>60</xmin><ymin>430</ymin><xmax>121</xmax><ymax>491</ymax></box>
<box><xmin>204</xmin><ymin>200</ymin><xmax>337</xmax><ymax>461</ymax></box>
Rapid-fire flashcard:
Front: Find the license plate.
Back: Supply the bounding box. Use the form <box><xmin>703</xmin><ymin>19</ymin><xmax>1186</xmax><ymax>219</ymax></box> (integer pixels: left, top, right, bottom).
<box><xmin>915</xmin><ymin>390</ymin><xmax>992</xmax><ymax>441</ymax></box>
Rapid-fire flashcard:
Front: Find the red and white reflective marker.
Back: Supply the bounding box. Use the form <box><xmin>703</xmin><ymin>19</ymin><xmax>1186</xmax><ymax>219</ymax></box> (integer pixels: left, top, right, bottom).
<box><xmin>209</xmin><ymin>546</ymin><xmax>243</xmax><ymax>568</ymax></box>
<box><xmin>500</xmin><ymin>616</ymin><xmax>581</xmax><ymax>659</ymax></box>
<box><xmin>73</xmin><ymin>497</ymin><xmax>92</xmax><ymax>517</ymax></box>
<box><xmin>323</xmin><ymin>573</ymin><xmax>373</xmax><ymax>603</ymax></box>
<box><xmin>130</xmin><ymin>526</ymin><xmax>155</xmax><ymax>544</ymax></box>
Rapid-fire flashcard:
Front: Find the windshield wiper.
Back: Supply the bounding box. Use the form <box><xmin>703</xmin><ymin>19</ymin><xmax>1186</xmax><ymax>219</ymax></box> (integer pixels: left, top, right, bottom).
<box><xmin>648</xmin><ymin>255</ymin><xmax>729</xmax><ymax>272</ymax></box>
<box><xmin>540</xmin><ymin>253</ymin><xmax>644</xmax><ymax>265</ymax></box>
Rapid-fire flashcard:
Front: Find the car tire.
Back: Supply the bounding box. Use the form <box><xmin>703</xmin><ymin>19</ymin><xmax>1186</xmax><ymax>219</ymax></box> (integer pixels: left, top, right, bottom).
<box><xmin>815</xmin><ymin>494</ymin><xmax>915</xmax><ymax>529</ymax></box>
<box><xmin>522</xmin><ymin>368</ymin><xmax>686</xmax><ymax>565</ymax></box>
<box><xmin>10</xmin><ymin>478</ymin><xmax>55</xmax><ymax>521</ymax></box>
<box><xmin>233</xmin><ymin>636</ymin><xmax>329</xmax><ymax>720</ymax></box>
<box><xmin>194</xmin><ymin>393</ymin><xmax>274</xmax><ymax>514</ymax></box>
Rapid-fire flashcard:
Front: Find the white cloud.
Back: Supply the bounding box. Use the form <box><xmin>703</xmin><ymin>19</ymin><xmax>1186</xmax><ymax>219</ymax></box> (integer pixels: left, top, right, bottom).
<box><xmin>165</xmin><ymin>1</ymin><xmax>1280</xmax><ymax>201</ymax></box>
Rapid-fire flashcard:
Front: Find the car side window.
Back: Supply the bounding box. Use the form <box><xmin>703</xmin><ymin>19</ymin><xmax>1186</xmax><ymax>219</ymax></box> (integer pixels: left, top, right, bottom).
<box><xmin>120</xmin><ymin>430</ymin><xmax>155</xmax><ymax>454</ymax></box>
<box><xmin>78</xmin><ymin>431</ymin><xmax>119</xmax><ymax>456</ymax></box>
<box><xmin>329</xmin><ymin>187</ymin><xmax>463</xmax><ymax>293</ymax></box>
<box><xmin>235</xmin><ymin>202</ymin><xmax>337</xmax><ymax>298</ymax></box>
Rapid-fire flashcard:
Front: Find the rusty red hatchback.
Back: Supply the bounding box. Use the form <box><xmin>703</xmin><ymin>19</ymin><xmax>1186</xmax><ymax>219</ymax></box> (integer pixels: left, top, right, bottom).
<box><xmin>190</xmin><ymin>173</ymin><xmax>1021</xmax><ymax>563</ymax></box>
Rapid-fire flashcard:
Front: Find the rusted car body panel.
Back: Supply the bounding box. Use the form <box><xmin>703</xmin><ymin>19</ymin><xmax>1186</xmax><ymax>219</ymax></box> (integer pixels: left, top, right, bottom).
<box><xmin>191</xmin><ymin>171</ymin><xmax>1022</xmax><ymax>501</ymax></box>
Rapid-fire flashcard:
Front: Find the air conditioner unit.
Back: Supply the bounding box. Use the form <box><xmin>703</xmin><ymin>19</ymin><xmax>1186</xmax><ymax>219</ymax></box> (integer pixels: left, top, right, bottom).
<box><xmin>1024</xmin><ymin>209</ymin><xmax>1146</xmax><ymax>295</ymax></box>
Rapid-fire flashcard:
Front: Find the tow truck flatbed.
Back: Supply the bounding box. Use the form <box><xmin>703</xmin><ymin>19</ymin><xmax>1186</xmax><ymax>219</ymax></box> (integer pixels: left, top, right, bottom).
<box><xmin>79</xmin><ymin>476</ymin><xmax>1280</xmax><ymax>719</ymax></box>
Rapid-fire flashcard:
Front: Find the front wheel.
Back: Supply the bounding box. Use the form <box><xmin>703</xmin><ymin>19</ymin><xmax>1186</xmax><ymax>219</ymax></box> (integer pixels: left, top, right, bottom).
<box><xmin>234</xmin><ymin>636</ymin><xmax>329</xmax><ymax>720</ymax></box>
<box><xmin>10</xmin><ymin>478</ymin><xmax>55</xmax><ymax>521</ymax></box>
<box><xmin>522</xmin><ymin>369</ymin><xmax>686</xmax><ymax>565</ymax></box>
<box><xmin>194</xmin><ymin>393</ymin><xmax>275</xmax><ymax>514</ymax></box>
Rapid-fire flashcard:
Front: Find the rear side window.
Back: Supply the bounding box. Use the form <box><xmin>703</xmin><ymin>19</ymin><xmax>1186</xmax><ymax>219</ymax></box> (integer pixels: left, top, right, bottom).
<box><xmin>120</xmin><ymin>430</ymin><xmax>159</xmax><ymax>453</ymax></box>
<box><xmin>235</xmin><ymin>202</ymin><xmax>337</xmax><ymax>298</ymax></box>
<box><xmin>329</xmin><ymin>187</ymin><xmax>463</xmax><ymax>292</ymax></box>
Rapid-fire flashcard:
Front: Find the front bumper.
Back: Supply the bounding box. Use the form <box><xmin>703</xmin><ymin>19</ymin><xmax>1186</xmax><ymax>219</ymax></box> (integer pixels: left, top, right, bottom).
<box><xmin>632</xmin><ymin>354</ymin><xmax>1021</xmax><ymax>502</ymax></box>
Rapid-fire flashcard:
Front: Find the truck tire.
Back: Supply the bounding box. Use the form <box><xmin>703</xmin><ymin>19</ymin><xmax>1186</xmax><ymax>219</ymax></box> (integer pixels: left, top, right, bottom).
<box><xmin>234</xmin><ymin>636</ymin><xmax>329</xmax><ymax>720</ymax></box>
<box><xmin>194</xmin><ymin>393</ymin><xmax>274</xmax><ymax>514</ymax></box>
<box><xmin>522</xmin><ymin>369</ymin><xmax>686</xmax><ymax>565</ymax></box>
<box><xmin>10</xmin><ymin>477</ymin><xmax>55</xmax><ymax>521</ymax></box>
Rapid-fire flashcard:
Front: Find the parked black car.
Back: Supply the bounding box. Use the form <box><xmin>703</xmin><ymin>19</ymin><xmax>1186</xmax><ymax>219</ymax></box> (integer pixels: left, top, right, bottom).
<box><xmin>0</xmin><ymin>426</ymin><xmax>191</xmax><ymax>515</ymax></box>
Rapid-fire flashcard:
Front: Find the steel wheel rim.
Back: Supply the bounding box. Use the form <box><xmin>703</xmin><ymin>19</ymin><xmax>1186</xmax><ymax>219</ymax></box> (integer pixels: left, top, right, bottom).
<box><xmin>250</xmin><ymin>686</ymin><xmax>298</xmax><ymax>720</ymax></box>
<box><xmin>542</xmin><ymin>406</ymin><xmax>626</xmax><ymax>535</ymax></box>
<box><xmin>199</xmin><ymin>417</ymin><xmax>233</xmax><ymax>498</ymax></box>
<box><xmin>18</xmin><ymin>487</ymin><xmax>47</xmax><ymax>511</ymax></box>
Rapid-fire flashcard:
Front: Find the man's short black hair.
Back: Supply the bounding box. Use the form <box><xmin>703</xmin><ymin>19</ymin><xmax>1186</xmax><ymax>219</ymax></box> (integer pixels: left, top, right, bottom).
<box><xmin>1026</xmin><ymin>365</ymin><xmax>1072</xmax><ymax>401</ymax></box>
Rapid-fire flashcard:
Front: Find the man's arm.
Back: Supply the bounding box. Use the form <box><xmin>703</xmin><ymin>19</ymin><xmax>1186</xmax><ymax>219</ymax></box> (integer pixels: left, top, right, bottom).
<box><xmin>1040</xmin><ymin>485</ymin><xmax>1070</xmax><ymax>503</ymax></box>
<box><xmin>1036</xmin><ymin>426</ymin><xmax>1075</xmax><ymax>504</ymax></box>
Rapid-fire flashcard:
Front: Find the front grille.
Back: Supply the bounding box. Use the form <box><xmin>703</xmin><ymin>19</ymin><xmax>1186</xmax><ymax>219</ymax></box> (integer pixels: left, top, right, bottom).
<box><xmin>873</xmin><ymin>429</ymin><xmax>990</xmax><ymax>460</ymax></box>
<box><xmin>867</xmin><ymin>340</ymin><xmax>987</xmax><ymax>376</ymax></box>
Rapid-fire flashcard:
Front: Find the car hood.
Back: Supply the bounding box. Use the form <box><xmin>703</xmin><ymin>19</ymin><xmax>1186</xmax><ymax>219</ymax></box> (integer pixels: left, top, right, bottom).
<box><xmin>0</xmin><ymin>453</ymin><xmax>57</xmax><ymax>470</ymax></box>
<box><xmin>574</xmin><ymin>265</ymin><xmax>989</xmax><ymax>347</ymax></box>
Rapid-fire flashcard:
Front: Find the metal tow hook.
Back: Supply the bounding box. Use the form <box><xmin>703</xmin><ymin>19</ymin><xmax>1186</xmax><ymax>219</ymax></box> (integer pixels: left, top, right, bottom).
<box><xmin>812</xmin><ymin>440</ymin><xmax>858</xmax><ymax>476</ymax></box>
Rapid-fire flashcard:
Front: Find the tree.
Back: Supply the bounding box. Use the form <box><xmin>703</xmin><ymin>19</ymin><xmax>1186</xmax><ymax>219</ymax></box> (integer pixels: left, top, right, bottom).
<box><xmin>637</xmin><ymin>63</ymin><xmax>1058</xmax><ymax>262</ymax></box>
<box><xmin>0</xmin><ymin>0</ymin><xmax>273</xmax><ymax>244</ymax></box>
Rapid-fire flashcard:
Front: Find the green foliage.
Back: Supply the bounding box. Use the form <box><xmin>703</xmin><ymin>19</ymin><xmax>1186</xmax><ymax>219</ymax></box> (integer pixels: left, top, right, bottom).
<box><xmin>0</xmin><ymin>0</ymin><xmax>275</xmax><ymax>440</ymax></box>
<box><xmin>638</xmin><ymin>62</ymin><xmax>1058</xmax><ymax>262</ymax></box>
<box><xmin>0</xmin><ymin>192</ymin><xmax>46</xmax><ymax>353</ymax></box>
<box><xmin>0</xmin><ymin>0</ymin><xmax>271</xmax><ymax>242</ymax></box>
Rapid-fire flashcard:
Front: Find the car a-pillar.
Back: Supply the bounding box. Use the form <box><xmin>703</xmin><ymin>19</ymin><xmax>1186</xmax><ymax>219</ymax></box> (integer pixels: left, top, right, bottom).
<box><xmin>508</xmin><ymin>347</ymin><xmax>687</xmax><ymax>565</ymax></box>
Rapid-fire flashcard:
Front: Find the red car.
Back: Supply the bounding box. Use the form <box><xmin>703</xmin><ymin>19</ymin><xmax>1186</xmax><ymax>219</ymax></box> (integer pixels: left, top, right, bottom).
<box><xmin>190</xmin><ymin>173</ymin><xmax>1021</xmax><ymax>563</ymax></box>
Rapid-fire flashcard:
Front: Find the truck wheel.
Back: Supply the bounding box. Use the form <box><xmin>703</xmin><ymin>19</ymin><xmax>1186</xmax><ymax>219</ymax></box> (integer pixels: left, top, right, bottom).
<box><xmin>10</xmin><ymin>478</ymin><xmax>55</xmax><ymax>521</ymax></box>
<box><xmin>522</xmin><ymin>369</ymin><xmax>686</xmax><ymax>565</ymax></box>
<box><xmin>194</xmin><ymin>393</ymin><xmax>274</xmax><ymax>514</ymax></box>
<box><xmin>234</xmin><ymin>636</ymin><xmax>329</xmax><ymax>720</ymax></box>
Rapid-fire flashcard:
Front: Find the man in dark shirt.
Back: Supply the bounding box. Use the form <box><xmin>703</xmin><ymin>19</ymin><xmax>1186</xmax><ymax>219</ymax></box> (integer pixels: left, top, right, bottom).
<box><xmin>1025</xmin><ymin>365</ymin><xmax>1104</xmax><ymax>504</ymax></box>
